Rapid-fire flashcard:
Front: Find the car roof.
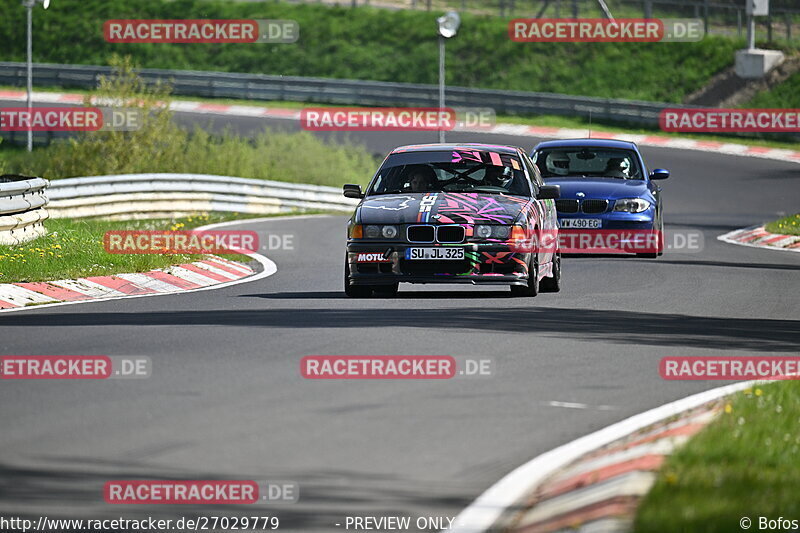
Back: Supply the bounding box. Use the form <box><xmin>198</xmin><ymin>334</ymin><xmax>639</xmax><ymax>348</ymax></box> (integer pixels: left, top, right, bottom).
<box><xmin>390</xmin><ymin>143</ymin><xmax>522</xmax><ymax>155</ymax></box>
<box><xmin>532</xmin><ymin>138</ymin><xmax>639</xmax><ymax>151</ymax></box>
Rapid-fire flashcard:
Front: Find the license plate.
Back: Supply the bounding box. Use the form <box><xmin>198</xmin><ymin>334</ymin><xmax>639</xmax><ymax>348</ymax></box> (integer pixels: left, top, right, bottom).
<box><xmin>405</xmin><ymin>247</ymin><xmax>464</xmax><ymax>260</ymax></box>
<box><xmin>560</xmin><ymin>218</ymin><xmax>601</xmax><ymax>229</ymax></box>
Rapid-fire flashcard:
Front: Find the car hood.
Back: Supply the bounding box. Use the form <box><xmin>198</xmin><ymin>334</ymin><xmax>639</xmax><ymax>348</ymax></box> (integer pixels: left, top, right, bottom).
<box><xmin>544</xmin><ymin>177</ymin><xmax>650</xmax><ymax>199</ymax></box>
<box><xmin>357</xmin><ymin>192</ymin><xmax>530</xmax><ymax>225</ymax></box>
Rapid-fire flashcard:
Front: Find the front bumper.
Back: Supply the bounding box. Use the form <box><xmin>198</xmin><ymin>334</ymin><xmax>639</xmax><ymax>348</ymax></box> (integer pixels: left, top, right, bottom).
<box><xmin>557</xmin><ymin>208</ymin><xmax>656</xmax><ymax>230</ymax></box>
<box><xmin>346</xmin><ymin>242</ymin><xmax>531</xmax><ymax>286</ymax></box>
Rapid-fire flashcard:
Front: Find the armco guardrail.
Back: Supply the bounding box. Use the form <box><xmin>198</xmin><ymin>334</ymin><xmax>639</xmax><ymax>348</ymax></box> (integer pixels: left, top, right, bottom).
<box><xmin>0</xmin><ymin>62</ymin><xmax>678</xmax><ymax>126</ymax></box>
<box><xmin>47</xmin><ymin>174</ymin><xmax>358</xmax><ymax>219</ymax></box>
<box><xmin>0</xmin><ymin>175</ymin><xmax>49</xmax><ymax>246</ymax></box>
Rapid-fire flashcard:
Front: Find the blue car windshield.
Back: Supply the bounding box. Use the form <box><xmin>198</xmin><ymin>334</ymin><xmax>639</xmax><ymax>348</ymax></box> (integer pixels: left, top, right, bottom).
<box><xmin>534</xmin><ymin>148</ymin><xmax>643</xmax><ymax>179</ymax></box>
<box><xmin>368</xmin><ymin>150</ymin><xmax>531</xmax><ymax>196</ymax></box>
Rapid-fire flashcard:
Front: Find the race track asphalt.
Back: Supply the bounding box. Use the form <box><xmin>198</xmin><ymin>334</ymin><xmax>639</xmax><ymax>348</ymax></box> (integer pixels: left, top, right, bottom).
<box><xmin>0</xmin><ymin>103</ymin><xmax>798</xmax><ymax>530</ymax></box>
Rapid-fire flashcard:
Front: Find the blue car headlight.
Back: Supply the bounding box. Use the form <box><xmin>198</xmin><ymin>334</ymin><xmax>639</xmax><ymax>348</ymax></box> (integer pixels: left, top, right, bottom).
<box><xmin>613</xmin><ymin>198</ymin><xmax>651</xmax><ymax>213</ymax></box>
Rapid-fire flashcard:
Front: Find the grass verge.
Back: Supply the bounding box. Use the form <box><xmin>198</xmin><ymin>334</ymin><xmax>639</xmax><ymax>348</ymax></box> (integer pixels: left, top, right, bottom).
<box><xmin>0</xmin><ymin>57</ymin><xmax>379</xmax><ymax>187</ymax></box>
<box><xmin>746</xmin><ymin>70</ymin><xmax>800</xmax><ymax>108</ymax></box>
<box><xmin>765</xmin><ymin>213</ymin><xmax>800</xmax><ymax>236</ymax></box>
<box><xmin>0</xmin><ymin>0</ymin><xmax>746</xmax><ymax>103</ymax></box>
<box><xmin>633</xmin><ymin>381</ymin><xmax>800</xmax><ymax>533</ymax></box>
<box><xmin>0</xmin><ymin>212</ymin><xmax>276</xmax><ymax>284</ymax></box>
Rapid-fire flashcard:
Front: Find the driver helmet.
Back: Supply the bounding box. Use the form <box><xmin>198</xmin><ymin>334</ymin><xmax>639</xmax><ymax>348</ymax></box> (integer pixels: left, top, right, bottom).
<box><xmin>485</xmin><ymin>165</ymin><xmax>513</xmax><ymax>187</ymax></box>
<box><xmin>605</xmin><ymin>157</ymin><xmax>629</xmax><ymax>175</ymax></box>
<box><xmin>545</xmin><ymin>152</ymin><xmax>571</xmax><ymax>176</ymax></box>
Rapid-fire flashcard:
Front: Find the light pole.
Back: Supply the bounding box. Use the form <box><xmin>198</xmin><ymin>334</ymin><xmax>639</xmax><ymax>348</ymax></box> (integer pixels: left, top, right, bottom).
<box><xmin>22</xmin><ymin>0</ymin><xmax>50</xmax><ymax>152</ymax></box>
<box><xmin>436</xmin><ymin>11</ymin><xmax>459</xmax><ymax>144</ymax></box>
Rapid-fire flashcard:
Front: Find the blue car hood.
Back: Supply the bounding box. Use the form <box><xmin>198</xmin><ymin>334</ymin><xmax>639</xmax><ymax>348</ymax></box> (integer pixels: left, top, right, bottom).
<box><xmin>544</xmin><ymin>177</ymin><xmax>649</xmax><ymax>200</ymax></box>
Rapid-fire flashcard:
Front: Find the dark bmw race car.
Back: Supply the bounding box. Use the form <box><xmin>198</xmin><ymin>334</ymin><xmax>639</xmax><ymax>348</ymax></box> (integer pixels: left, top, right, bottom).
<box><xmin>531</xmin><ymin>139</ymin><xmax>669</xmax><ymax>257</ymax></box>
<box><xmin>342</xmin><ymin>143</ymin><xmax>561</xmax><ymax>297</ymax></box>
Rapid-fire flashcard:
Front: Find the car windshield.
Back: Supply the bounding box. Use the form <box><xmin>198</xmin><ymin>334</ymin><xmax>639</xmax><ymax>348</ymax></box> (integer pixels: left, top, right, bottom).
<box><xmin>533</xmin><ymin>147</ymin><xmax>643</xmax><ymax>179</ymax></box>
<box><xmin>368</xmin><ymin>149</ymin><xmax>531</xmax><ymax>196</ymax></box>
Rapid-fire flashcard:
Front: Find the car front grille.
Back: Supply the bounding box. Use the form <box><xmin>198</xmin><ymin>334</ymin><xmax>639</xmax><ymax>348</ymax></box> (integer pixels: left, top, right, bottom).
<box><xmin>407</xmin><ymin>225</ymin><xmax>435</xmax><ymax>243</ymax></box>
<box><xmin>437</xmin><ymin>225</ymin><xmax>465</xmax><ymax>243</ymax></box>
<box><xmin>407</xmin><ymin>225</ymin><xmax>465</xmax><ymax>243</ymax></box>
<box><xmin>581</xmin><ymin>199</ymin><xmax>609</xmax><ymax>214</ymax></box>
<box><xmin>556</xmin><ymin>199</ymin><xmax>580</xmax><ymax>213</ymax></box>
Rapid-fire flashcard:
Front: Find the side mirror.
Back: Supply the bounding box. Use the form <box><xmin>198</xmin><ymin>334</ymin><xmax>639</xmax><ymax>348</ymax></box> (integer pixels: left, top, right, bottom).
<box><xmin>343</xmin><ymin>184</ymin><xmax>364</xmax><ymax>199</ymax></box>
<box><xmin>538</xmin><ymin>184</ymin><xmax>560</xmax><ymax>200</ymax></box>
<box><xmin>649</xmin><ymin>169</ymin><xmax>670</xmax><ymax>180</ymax></box>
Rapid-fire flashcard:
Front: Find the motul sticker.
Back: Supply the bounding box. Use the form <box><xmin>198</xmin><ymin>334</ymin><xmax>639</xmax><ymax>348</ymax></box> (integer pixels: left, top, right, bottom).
<box><xmin>356</xmin><ymin>253</ymin><xmax>391</xmax><ymax>263</ymax></box>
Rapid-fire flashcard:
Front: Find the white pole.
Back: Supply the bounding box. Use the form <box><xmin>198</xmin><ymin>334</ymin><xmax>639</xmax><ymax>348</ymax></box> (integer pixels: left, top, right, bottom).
<box><xmin>26</xmin><ymin>1</ymin><xmax>33</xmax><ymax>152</ymax></box>
<box><xmin>438</xmin><ymin>35</ymin><xmax>445</xmax><ymax>144</ymax></box>
<box><xmin>747</xmin><ymin>12</ymin><xmax>756</xmax><ymax>49</ymax></box>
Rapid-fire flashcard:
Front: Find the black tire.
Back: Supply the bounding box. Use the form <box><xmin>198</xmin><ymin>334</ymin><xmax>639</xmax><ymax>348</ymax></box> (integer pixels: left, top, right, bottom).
<box><xmin>344</xmin><ymin>257</ymin><xmax>372</xmax><ymax>298</ymax></box>
<box><xmin>510</xmin><ymin>256</ymin><xmax>539</xmax><ymax>297</ymax></box>
<box><xmin>540</xmin><ymin>252</ymin><xmax>561</xmax><ymax>293</ymax></box>
<box><xmin>637</xmin><ymin>220</ymin><xmax>663</xmax><ymax>259</ymax></box>
<box><xmin>373</xmin><ymin>283</ymin><xmax>399</xmax><ymax>297</ymax></box>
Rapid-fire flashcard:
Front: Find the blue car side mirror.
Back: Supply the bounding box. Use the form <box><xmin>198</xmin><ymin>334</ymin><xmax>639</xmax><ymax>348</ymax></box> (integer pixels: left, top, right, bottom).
<box><xmin>650</xmin><ymin>169</ymin><xmax>670</xmax><ymax>180</ymax></box>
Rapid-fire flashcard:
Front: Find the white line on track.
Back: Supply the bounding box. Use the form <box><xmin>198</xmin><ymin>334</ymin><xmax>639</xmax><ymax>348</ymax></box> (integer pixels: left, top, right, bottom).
<box><xmin>545</xmin><ymin>400</ymin><xmax>617</xmax><ymax>411</ymax></box>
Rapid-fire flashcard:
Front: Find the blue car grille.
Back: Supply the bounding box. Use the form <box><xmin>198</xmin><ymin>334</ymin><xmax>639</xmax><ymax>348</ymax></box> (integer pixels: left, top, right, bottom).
<box><xmin>581</xmin><ymin>199</ymin><xmax>609</xmax><ymax>214</ymax></box>
<box><xmin>555</xmin><ymin>200</ymin><xmax>579</xmax><ymax>213</ymax></box>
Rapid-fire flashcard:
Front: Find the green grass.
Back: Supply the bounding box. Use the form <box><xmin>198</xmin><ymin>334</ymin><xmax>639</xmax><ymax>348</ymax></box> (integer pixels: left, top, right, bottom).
<box><xmin>0</xmin><ymin>0</ymin><xmax>745</xmax><ymax>103</ymax></box>
<box><xmin>765</xmin><ymin>213</ymin><xmax>800</xmax><ymax>236</ymax></box>
<box><xmin>0</xmin><ymin>128</ymin><xmax>378</xmax><ymax>187</ymax></box>
<box><xmin>634</xmin><ymin>381</ymin><xmax>800</xmax><ymax>533</ymax></box>
<box><xmin>746</xmin><ymin>70</ymin><xmax>800</xmax><ymax>108</ymax></box>
<box><xmin>0</xmin><ymin>212</ymin><xmax>268</xmax><ymax>284</ymax></box>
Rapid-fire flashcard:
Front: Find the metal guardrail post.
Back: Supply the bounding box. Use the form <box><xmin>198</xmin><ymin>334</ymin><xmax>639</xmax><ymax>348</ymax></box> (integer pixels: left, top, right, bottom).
<box><xmin>0</xmin><ymin>176</ymin><xmax>50</xmax><ymax>245</ymax></box>
<box><xmin>45</xmin><ymin>174</ymin><xmax>360</xmax><ymax>220</ymax></box>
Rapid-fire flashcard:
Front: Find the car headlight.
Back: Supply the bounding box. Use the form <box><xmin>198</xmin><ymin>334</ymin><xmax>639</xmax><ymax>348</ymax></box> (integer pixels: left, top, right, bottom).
<box><xmin>349</xmin><ymin>224</ymin><xmax>363</xmax><ymax>239</ymax></box>
<box><xmin>475</xmin><ymin>225</ymin><xmax>511</xmax><ymax>240</ymax></box>
<box><xmin>353</xmin><ymin>225</ymin><xmax>399</xmax><ymax>239</ymax></box>
<box><xmin>475</xmin><ymin>225</ymin><xmax>492</xmax><ymax>239</ymax></box>
<box><xmin>613</xmin><ymin>198</ymin><xmax>651</xmax><ymax>213</ymax></box>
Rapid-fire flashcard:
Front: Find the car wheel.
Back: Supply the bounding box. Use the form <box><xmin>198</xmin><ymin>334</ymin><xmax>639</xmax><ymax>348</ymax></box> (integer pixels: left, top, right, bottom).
<box><xmin>510</xmin><ymin>256</ymin><xmax>539</xmax><ymax>297</ymax></box>
<box><xmin>344</xmin><ymin>256</ymin><xmax>372</xmax><ymax>298</ymax></box>
<box><xmin>373</xmin><ymin>283</ymin><xmax>399</xmax><ymax>297</ymax></box>
<box><xmin>540</xmin><ymin>252</ymin><xmax>561</xmax><ymax>293</ymax></box>
<box><xmin>636</xmin><ymin>222</ymin><xmax>661</xmax><ymax>259</ymax></box>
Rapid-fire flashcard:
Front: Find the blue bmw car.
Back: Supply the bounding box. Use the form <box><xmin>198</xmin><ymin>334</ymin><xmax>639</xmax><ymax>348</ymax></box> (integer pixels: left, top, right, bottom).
<box><xmin>530</xmin><ymin>139</ymin><xmax>669</xmax><ymax>257</ymax></box>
